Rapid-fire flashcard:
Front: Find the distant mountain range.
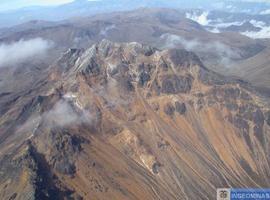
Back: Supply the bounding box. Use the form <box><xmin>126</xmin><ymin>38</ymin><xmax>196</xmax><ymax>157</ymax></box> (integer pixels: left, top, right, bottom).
<box><xmin>1</xmin><ymin>0</ymin><xmax>270</xmax><ymax>28</ymax></box>
<box><xmin>0</xmin><ymin>8</ymin><xmax>267</xmax><ymax>84</ymax></box>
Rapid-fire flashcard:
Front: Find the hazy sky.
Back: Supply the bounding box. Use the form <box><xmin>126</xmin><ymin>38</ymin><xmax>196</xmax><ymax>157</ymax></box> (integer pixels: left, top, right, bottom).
<box><xmin>1</xmin><ymin>0</ymin><xmax>270</xmax><ymax>12</ymax></box>
<box><xmin>0</xmin><ymin>0</ymin><xmax>75</xmax><ymax>11</ymax></box>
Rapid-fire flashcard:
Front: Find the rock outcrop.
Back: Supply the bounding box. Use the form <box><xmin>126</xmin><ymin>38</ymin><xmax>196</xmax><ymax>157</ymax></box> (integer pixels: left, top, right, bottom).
<box><xmin>0</xmin><ymin>40</ymin><xmax>270</xmax><ymax>200</ymax></box>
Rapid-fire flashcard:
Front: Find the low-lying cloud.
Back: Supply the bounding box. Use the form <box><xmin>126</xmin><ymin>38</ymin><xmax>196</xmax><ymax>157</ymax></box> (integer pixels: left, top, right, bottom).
<box><xmin>44</xmin><ymin>99</ymin><xmax>91</xmax><ymax>127</ymax></box>
<box><xmin>186</xmin><ymin>11</ymin><xmax>210</xmax><ymax>26</ymax></box>
<box><xmin>100</xmin><ymin>24</ymin><xmax>116</xmax><ymax>36</ymax></box>
<box><xmin>242</xmin><ymin>26</ymin><xmax>270</xmax><ymax>38</ymax></box>
<box><xmin>185</xmin><ymin>11</ymin><xmax>244</xmax><ymax>33</ymax></box>
<box><xmin>0</xmin><ymin>38</ymin><xmax>53</xmax><ymax>67</ymax></box>
<box><xmin>241</xmin><ymin>20</ymin><xmax>270</xmax><ymax>38</ymax></box>
<box><xmin>17</xmin><ymin>97</ymin><xmax>93</xmax><ymax>137</ymax></box>
<box><xmin>208</xmin><ymin>19</ymin><xmax>270</xmax><ymax>39</ymax></box>
<box><xmin>185</xmin><ymin>10</ymin><xmax>270</xmax><ymax>39</ymax></box>
<box><xmin>160</xmin><ymin>33</ymin><xmax>240</xmax><ymax>67</ymax></box>
<box><xmin>260</xmin><ymin>9</ymin><xmax>270</xmax><ymax>15</ymax></box>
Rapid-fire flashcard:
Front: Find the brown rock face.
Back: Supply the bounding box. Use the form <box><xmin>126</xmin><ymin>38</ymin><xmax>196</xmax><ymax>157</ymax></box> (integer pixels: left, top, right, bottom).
<box><xmin>0</xmin><ymin>40</ymin><xmax>270</xmax><ymax>200</ymax></box>
<box><xmin>175</xmin><ymin>102</ymin><xmax>186</xmax><ymax>115</ymax></box>
<box><xmin>161</xmin><ymin>74</ymin><xmax>193</xmax><ymax>94</ymax></box>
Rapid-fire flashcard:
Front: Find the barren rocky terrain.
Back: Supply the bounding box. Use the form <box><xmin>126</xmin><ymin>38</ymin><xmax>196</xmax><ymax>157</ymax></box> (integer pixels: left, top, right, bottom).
<box><xmin>0</xmin><ymin>39</ymin><xmax>270</xmax><ymax>199</ymax></box>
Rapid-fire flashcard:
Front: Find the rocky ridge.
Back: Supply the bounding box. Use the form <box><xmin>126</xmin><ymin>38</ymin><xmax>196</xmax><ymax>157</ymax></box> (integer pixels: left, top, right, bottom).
<box><xmin>0</xmin><ymin>40</ymin><xmax>270</xmax><ymax>199</ymax></box>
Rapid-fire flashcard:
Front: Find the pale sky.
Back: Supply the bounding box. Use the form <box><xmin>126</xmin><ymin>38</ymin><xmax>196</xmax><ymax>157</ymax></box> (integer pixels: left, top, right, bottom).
<box><xmin>0</xmin><ymin>0</ymin><xmax>75</xmax><ymax>11</ymax></box>
<box><xmin>1</xmin><ymin>0</ymin><xmax>270</xmax><ymax>12</ymax></box>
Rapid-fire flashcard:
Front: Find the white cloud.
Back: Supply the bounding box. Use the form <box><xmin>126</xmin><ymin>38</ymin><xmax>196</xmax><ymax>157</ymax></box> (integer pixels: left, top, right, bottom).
<box><xmin>185</xmin><ymin>11</ymin><xmax>246</xmax><ymax>34</ymax></box>
<box><xmin>206</xmin><ymin>21</ymin><xmax>244</xmax><ymax>33</ymax></box>
<box><xmin>249</xmin><ymin>20</ymin><xmax>266</xmax><ymax>27</ymax></box>
<box><xmin>0</xmin><ymin>38</ymin><xmax>53</xmax><ymax>67</ymax></box>
<box><xmin>17</xmin><ymin>98</ymin><xmax>93</xmax><ymax>136</ymax></box>
<box><xmin>241</xmin><ymin>20</ymin><xmax>270</xmax><ymax>38</ymax></box>
<box><xmin>100</xmin><ymin>24</ymin><xmax>116</xmax><ymax>36</ymax></box>
<box><xmin>198</xmin><ymin>16</ymin><xmax>270</xmax><ymax>38</ymax></box>
<box><xmin>206</xmin><ymin>27</ymin><xmax>221</xmax><ymax>33</ymax></box>
<box><xmin>213</xmin><ymin>21</ymin><xmax>245</xmax><ymax>28</ymax></box>
<box><xmin>184</xmin><ymin>3</ymin><xmax>270</xmax><ymax>39</ymax></box>
<box><xmin>260</xmin><ymin>9</ymin><xmax>270</xmax><ymax>14</ymax></box>
<box><xmin>160</xmin><ymin>33</ymin><xmax>240</xmax><ymax>66</ymax></box>
<box><xmin>241</xmin><ymin>26</ymin><xmax>270</xmax><ymax>38</ymax></box>
<box><xmin>186</xmin><ymin>11</ymin><xmax>211</xmax><ymax>26</ymax></box>
<box><xmin>44</xmin><ymin>99</ymin><xmax>91</xmax><ymax>127</ymax></box>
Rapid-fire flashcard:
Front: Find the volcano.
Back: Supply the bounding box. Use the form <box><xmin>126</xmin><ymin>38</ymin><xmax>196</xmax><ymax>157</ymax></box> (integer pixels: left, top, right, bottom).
<box><xmin>0</xmin><ymin>40</ymin><xmax>270</xmax><ymax>200</ymax></box>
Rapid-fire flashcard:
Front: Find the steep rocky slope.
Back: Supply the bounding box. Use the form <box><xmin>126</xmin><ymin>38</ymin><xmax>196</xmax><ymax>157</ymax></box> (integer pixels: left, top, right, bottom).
<box><xmin>228</xmin><ymin>46</ymin><xmax>270</xmax><ymax>92</ymax></box>
<box><xmin>0</xmin><ymin>40</ymin><xmax>270</xmax><ymax>200</ymax></box>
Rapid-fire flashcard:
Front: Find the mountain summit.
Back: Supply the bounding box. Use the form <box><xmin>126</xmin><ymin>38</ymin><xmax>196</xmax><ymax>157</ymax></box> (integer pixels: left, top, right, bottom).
<box><xmin>0</xmin><ymin>40</ymin><xmax>270</xmax><ymax>199</ymax></box>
